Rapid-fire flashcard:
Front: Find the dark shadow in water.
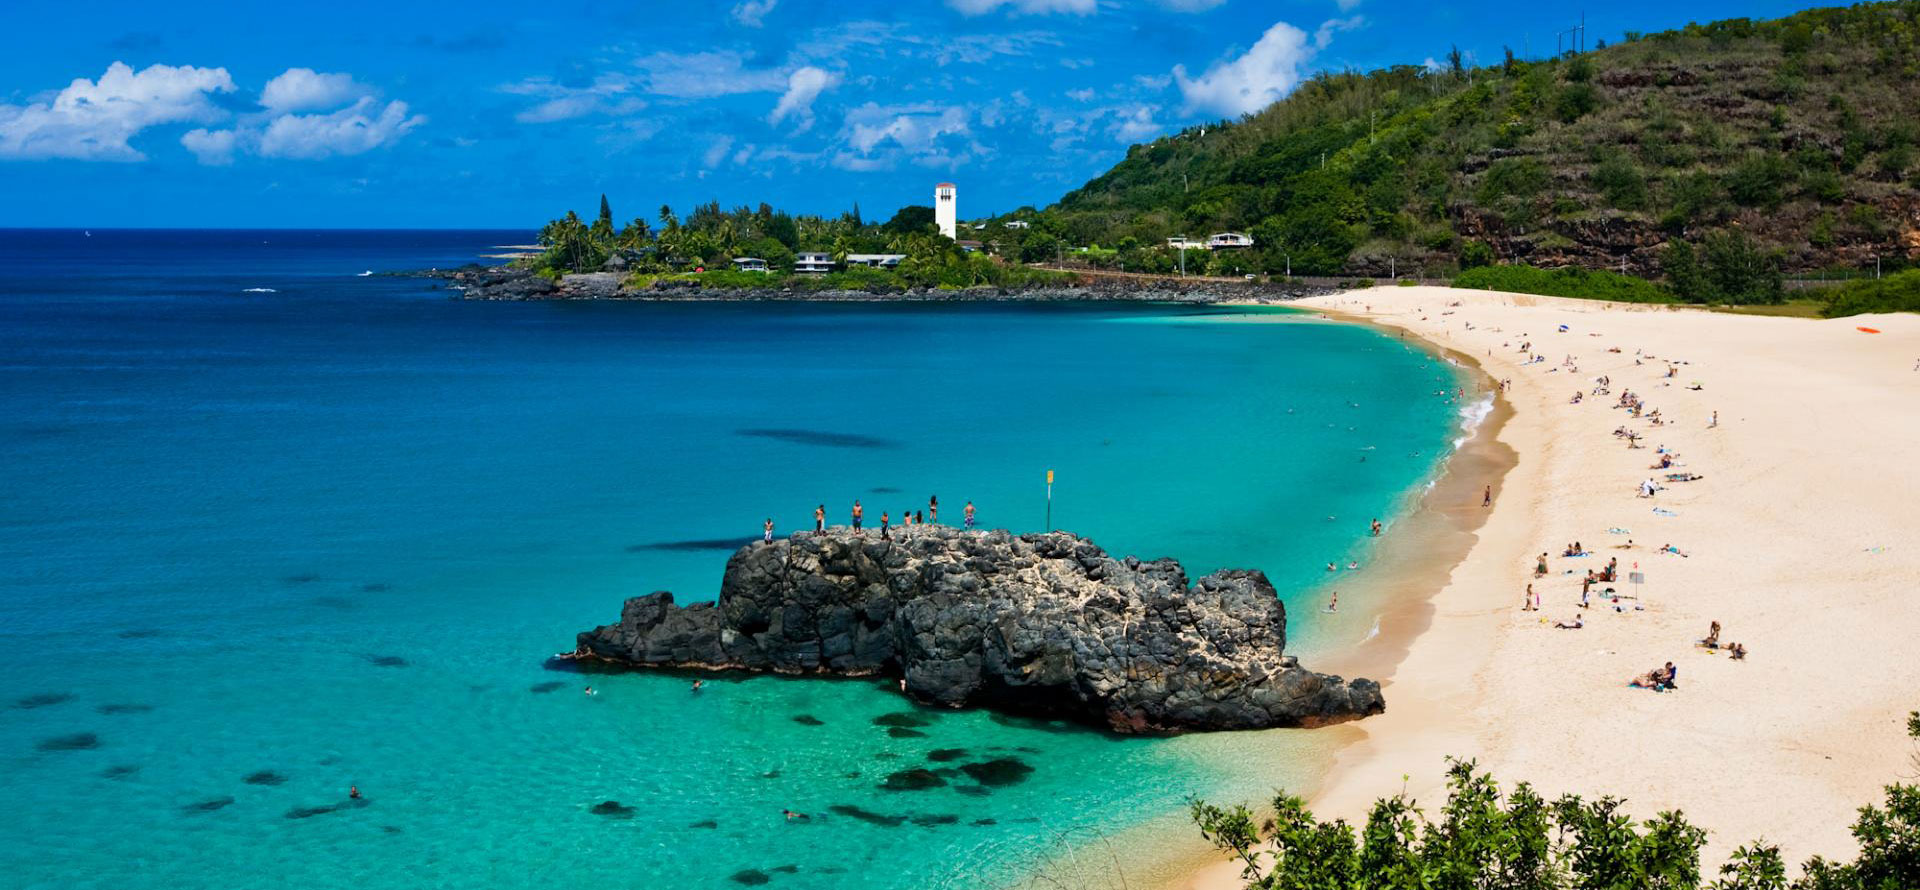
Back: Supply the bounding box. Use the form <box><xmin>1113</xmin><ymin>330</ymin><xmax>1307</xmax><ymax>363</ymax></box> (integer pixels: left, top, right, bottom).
<box><xmin>736</xmin><ymin>428</ymin><xmax>899</xmax><ymax>449</ymax></box>
<box><xmin>955</xmin><ymin>786</ymin><xmax>991</xmax><ymax>797</ymax></box>
<box><xmin>961</xmin><ymin>757</ymin><xmax>1035</xmax><ymax>787</ymax></box>
<box><xmin>689</xmin><ymin>819</ymin><xmax>719</xmax><ymax>829</ymax></box>
<box><xmin>880</xmin><ymin>768</ymin><xmax>946</xmax><ymax>791</ymax></box>
<box><xmin>360</xmin><ymin>583</ymin><xmax>390</xmax><ymax>593</ymax></box>
<box><xmin>872</xmin><ymin>712</ymin><xmax>933</xmax><ymax>728</ymax></box>
<box><xmin>886</xmin><ymin>727</ymin><xmax>927</xmax><ymax>739</ymax></box>
<box><xmin>973</xmin><ymin>818</ymin><xmax>997</xmax><ymax>826</ymax></box>
<box><xmin>183</xmin><ymin>796</ymin><xmax>234</xmax><ymax>814</ymax></box>
<box><xmin>362</xmin><ymin>654</ymin><xmax>409</xmax><ymax>668</ymax></box>
<box><xmin>283</xmin><ymin>574</ymin><xmax>323</xmax><ymax>585</ymax></box>
<box><xmin>829</xmin><ymin>804</ymin><xmax>906</xmax><ymax>827</ymax></box>
<box><xmin>118</xmin><ymin>629</ymin><xmax>165</xmax><ymax>639</ymax></box>
<box><xmin>37</xmin><ymin>732</ymin><xmax>100</xmax><ymax>751</ymax></box>
<box><xmin>926</xmin><ymin>748</ymin><xmax>968</xmax><ymax>762</ymax></box>
<box><xmin>869</xmin><ymin>486</ymin><xmax>902</xmax><ymax>494</ymax></box>
<box><xmin>98</xmin><ymin>703</ymin><xmax>155</xmax><ymax>715</ymax></box>
<box><xmin>101</xmin><ymin>764</ymin><xmax>141</xmax><ymax>780</ymax></box>
<box><xmin>590</xmin><ymin>800</ymin><xmax>636</xmax><ymax>819</ymax></box>
<box><xmin>729</xmin><ymin>870</ymin><xmax>770</xmax><ymax>886</ymax></box>
<box><xmin>14</xmin><ymin>692</ymin><xmax>73</xmax><ymax>709</ymax></box>
<box><xmin>244</xmin><ymin>771</ymin><xmax>287</xmax><ymax>786</ymax></box>
<box><xmin>771</xmin><ymin>865</ymin><xmax>800</xmax><ymax>874</ymax></box>
<box><xmin>287</xmin><ymin>799</ymin><xmax>367</xmax><ymax>819</ymax></box>
<box><xmin>528</xmin><ymin>681</ymin><xmax>567</xmax><ymax>694</ymax></box>
<box><xmin>792</xmin><ymin>714</ymin><xmax>825</xmax><ymax>726</ymax></box>
<box><xmin>626</xmin><ymin>538</ymin><xmax>755</xmax><ymax>553</ymax></box>
<box><xmin>910</xmin><ymin>814</ymin><xmax>959</xmax><ymax>826</ymax></box>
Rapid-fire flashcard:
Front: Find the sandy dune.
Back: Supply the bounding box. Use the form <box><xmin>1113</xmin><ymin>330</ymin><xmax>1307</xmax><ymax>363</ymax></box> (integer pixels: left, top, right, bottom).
<box><xmin>1186</xmin><ymin>286</ymin><xmax>1920</xmax><ymax>888</ymax></box>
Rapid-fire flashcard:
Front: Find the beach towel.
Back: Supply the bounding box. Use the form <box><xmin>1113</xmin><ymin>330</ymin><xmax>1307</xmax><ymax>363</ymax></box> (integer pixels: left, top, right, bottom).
<box><xmin>1653</xmin><ymin>508</ymin><xmax>1679</xmax><ymax>517</ymax></box>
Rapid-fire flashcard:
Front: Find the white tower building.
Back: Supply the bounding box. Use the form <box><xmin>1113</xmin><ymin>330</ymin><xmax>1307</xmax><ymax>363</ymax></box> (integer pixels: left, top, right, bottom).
<box><xmin>934</xmin><ymin>182</ymin><xmax>957</xmax><ymax>240</ymax></box>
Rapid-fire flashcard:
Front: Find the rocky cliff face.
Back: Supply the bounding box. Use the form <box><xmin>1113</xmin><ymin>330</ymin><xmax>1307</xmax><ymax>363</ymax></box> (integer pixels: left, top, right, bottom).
<box><xmin>573</xmin><ymin>527</ymin><xmax>1383</xmax><ymax>733</ymax></box>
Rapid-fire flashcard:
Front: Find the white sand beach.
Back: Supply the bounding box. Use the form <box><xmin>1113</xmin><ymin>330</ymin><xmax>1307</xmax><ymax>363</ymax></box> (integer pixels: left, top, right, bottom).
<box><xmin>1185</xmin><ymin>286</ymin><xmax>1920</xmax><ymax>888</ymax></box>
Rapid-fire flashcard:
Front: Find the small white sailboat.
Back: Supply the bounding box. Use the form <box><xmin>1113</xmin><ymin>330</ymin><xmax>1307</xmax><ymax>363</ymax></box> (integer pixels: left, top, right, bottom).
<box><xmin>357</xmin><ymin>270</ymin><xmax>373</xmax><ymax>277</ymax></box>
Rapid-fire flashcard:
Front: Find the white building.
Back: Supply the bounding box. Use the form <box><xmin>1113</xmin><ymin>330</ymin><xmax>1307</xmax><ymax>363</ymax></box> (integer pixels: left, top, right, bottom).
<box><xmin>935</xmin><ymin>182</ymin><xmax>957</xmax><ymax>240</ymax></box>
<box><xmin>1004</xmin><ymin>220</ymin><xmax>1030</xmax><ymax>230</ymax></box>
<box><xmin>1208</xmin><ymin>232</ymin><xmax>1254</xmax><ymax>249</ymax></box>
<box><xmin>1166</xmin><ymin>236</ymin><xmax>1207</xmax><ymax>250</ymax></box>
<box><xmin>794</xmin><ymin>252</ymin><xmax>833</xmax><ymax>274</ymax></box>
<box><xmin>731</xmin><ymin>257</ymin><xmax>769</xmax><ymax>272</ymax></box>
<box><xmin>846</xmin><ymin>253</ymin><xmax>905</xmax><ymax>268</ymax></box>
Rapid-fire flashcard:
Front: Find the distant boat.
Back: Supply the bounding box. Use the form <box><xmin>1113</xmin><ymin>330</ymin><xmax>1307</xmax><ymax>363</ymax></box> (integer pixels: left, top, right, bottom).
<box><xmin>357</xmin><ymin>270</ymin><xmax>373</xmax><ymax>277</ymax></box>
<box><xmin>242</xmin><ymin>288</ymin><xmax>278</xmax><ymax>294</ymax></box>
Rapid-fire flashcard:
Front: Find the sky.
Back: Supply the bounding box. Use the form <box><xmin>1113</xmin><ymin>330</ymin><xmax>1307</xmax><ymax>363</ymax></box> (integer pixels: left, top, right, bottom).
<box><xmin>0</xmin><ymin>0</ymin><xmax>1816</xmax><ymax>229</ymax></box>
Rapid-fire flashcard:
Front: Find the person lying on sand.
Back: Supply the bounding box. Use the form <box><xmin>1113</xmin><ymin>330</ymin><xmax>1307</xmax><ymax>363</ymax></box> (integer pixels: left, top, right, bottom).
<box><xmin>1662</xmin><ymin>543</ymin><xmax>1690</xmax><ymax>557</ymax></box>
<box><xmin>1554</xmin><ymin>614</ymin><xmax>1584</xmax><ymax>629</ymax></box>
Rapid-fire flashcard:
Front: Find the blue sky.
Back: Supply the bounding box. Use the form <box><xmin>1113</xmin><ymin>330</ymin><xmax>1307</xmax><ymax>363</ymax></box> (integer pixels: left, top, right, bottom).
<box><xmin>0</xmin><ymin>0</ymin><xmax>1814</xmax><ymax>228</ymax></box>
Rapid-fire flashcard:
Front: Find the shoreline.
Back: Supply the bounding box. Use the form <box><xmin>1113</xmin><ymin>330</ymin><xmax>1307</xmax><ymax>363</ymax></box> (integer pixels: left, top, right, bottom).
<box><xmin>1157</xmin><ymin>300</ymin><xmax>1521</xmax><ymax>890</ymax></box>
<box><xmin>1178</xmin><ymin>286</ymin><xmax>1919</xmax><ymax>890</ymax></box>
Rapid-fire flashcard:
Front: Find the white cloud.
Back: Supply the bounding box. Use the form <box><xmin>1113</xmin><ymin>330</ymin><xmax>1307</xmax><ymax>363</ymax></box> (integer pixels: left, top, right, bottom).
<box><xmin>1111</xmin><ymin>104</ymin><xmax>1162</xmax><ymax>141</ymax></box>
<box><xmin>1173</xmin><ymin>17</ymin><xmax>1359</xmax><ymax>117</ymax></box>
<box><xmin>702</xmin><ymin>135</ymin><xmax>735</xmax><ymax>168</ymax></box>
<box><xmin>0</xmin><ymin>61</ymin><xmax>234</xmax><ymax>161</ymax></box>
<box><xmin>503</xmin><ymin>75</ymin><xmax>648</xmax><ymax>124</ymax></box>
<box><xmin>731</xmin><ymin>0</ymin><xmax>777</xmax><ymax>26</ymax></box>
<box><xmin>256</xmin><ymin>97</ymin><xmax>424</xmax><ymax>159</ymax></box>
<box><xmin>769</xmin><ymin>66</ymin><xmax>839</xmax><ymax>131</ymax></box>
<box><xmin>947</xmin><ymin>0</ymin><xmax>1095</xmax><ymax>15</ymax></box>
<box><xmin>842</xmin><ymin>102</ymin><xmax>970</xmax><ymax>155</ymax></box>
<box><xmin>635</xmin><ymin>51</ymin><xmax>787</xmax><ymax>98</ymax></box>
<box><xmin>1066</xmin><ymin>88</ymin><xmax>1095</xmax><ymax>102</ymax></box>
<box><xmin>259</xmin><ymin>68</ymin><xmax>366</xmax><ymax>113</ymax></box>
<box><xmin>180</xmin><ymin>127</ymin><xmax>236</xmax><ymax>164</ymax></box>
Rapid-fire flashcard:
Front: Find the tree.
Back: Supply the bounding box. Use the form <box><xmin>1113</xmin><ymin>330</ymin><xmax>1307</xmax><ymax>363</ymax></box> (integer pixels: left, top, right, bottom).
<box><xmin>884</xmin><ymin>204</ymin><xmax>937</xmax><ymax>234</ymax></box>
<box><xmin>598</xmin><ymin>194</ymin><xmax>613</xmax><ymax>229</ymax></box>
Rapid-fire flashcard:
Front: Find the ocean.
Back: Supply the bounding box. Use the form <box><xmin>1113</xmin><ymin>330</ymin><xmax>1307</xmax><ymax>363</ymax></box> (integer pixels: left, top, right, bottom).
<box><xmin>0</xmin><ymin>229</ymin><xmax>1464</xmax><ymax>889</ymax></box>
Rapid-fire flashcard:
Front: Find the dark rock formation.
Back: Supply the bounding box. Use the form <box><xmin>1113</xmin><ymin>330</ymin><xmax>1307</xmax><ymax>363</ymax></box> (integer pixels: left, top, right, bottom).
<box><xmin>571</xmin><ymin>527</ymin><xmax>1382</xmax><ymax>733</ymax></box>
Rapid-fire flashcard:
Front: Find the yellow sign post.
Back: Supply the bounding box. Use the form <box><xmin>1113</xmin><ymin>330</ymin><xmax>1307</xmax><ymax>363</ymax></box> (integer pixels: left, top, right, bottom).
<box><xmin>1045</xmin><ymin>470</ymin><xmax>1054</xmax><ymax>531</ymax></box>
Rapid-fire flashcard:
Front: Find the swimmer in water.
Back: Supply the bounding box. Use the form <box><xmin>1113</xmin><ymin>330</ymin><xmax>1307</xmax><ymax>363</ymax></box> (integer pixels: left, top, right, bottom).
<box><xmin>782</xmin><ymin>809</ymin><xmax>808</xmax><ymax>821</ymax></box>
<box><xmin>691</xmin><ymin>680</ymin><xmax>704</xmax><ymax>692</ymax></box>
<box><xmin>1326</xmin><ymin>562</ymin><xmax>1336</xmax><ymax>572</ymax></box>
<box><xmin>1347</xmin><ymin>561</ymin><xmax>1359</xmax><ymax>570</ymax></box>
<box><xmin>1327</xmin><ymin>593</ymin><xmax>1338</xmax><ymax>612</ymax></box>
<box><xmin>349</xmin><ymin>785</ymin><xmax>361</xmax><ymax>800</ymax></box>
<box><xmin>584</xmin><ymin>686</ymin><xmax>596</xmax><ymax>695</ymax></box>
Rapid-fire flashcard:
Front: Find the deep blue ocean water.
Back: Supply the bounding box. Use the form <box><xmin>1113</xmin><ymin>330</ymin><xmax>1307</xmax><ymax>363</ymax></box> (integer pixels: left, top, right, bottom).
<box><xmin>0</xmin><ymin>229</ymin><xmax>1462</xmax><ymax>889</ymax></box>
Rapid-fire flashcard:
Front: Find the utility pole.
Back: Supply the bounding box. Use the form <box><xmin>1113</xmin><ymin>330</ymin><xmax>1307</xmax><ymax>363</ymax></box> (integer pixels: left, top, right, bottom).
<box><xmin>1286</xmin><ymin>254</ymin><xmax>1291</xmax><ymax>280</ymax></box>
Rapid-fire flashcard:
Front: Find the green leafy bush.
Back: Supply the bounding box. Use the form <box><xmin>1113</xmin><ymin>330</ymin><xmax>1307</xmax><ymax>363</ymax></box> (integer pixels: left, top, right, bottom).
<box><xmin>1454</xmin><ymin>263</ymin><xmax>1673</xmax><ymax>302</ymax></box>
<box><xmin>1820</xmin><ymin>268</ymin><xmax>1920</xmax><ymax>317</ymax></box>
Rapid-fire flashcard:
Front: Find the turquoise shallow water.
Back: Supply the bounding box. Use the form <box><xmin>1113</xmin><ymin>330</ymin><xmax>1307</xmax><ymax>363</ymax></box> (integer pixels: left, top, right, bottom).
<box><xmin>0</xmin><ymin>230</ymin><xmax>1462</xmax><ymax>889</ymax></box>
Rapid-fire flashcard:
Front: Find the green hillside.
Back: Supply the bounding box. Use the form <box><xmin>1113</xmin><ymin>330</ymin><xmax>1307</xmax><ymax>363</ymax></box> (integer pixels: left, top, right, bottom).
<box><xmin>1019</xmin><ymin>1</ymin><xmax>1920</xmax><ymax>302</ymax></box>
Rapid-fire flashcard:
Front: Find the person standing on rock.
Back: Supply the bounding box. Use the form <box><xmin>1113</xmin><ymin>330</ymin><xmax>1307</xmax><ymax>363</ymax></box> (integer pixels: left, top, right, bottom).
<box><xmin>852</xmin><ymin>500</ymin><xmax>863</xmax><ymax>531</ymax></box>
<box><xmin>763</xmin><ymin>518</ymin><xmax>774</xmax><ymax>544</ymax></box>
<box><xmin>964</xmin><ymin>501</ymin><xmax>975</xmax><ymax>530</ymax></box>
<box><xmin>880</xmin><ymin>511</ymin><xmax>890</xmax><ymax>539</ymax></box>
<box><xmin>1483</xmin><ymin>485</ymin><xmax>1492</xmax><ymax>507</ymax></box>
<box><xmin>814</xmin><ymin>505</ymin><xmax>825</xmax><ymax>535</ymax></box>
<box><xmin>928</xmin><ymin>495</ymin><xmax>938</xmax><ymax>523</ymax></box>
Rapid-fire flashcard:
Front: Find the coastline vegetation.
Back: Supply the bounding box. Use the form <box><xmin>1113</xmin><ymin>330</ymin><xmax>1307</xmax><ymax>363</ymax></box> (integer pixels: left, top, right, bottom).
<box><xmin>1018</xmin><ymin>2</ymin><xmax>1920</xmax><ymax>297</ymax></box>
<box><xmin>531</xmin><ymin>196</ymin><xmax>1071</xmax><ymax>291</ymax></box>
<box><xmin>1191</xmin><ymin>711</ymin><xmax>1920</xmax><ymax>889</ymax></box>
